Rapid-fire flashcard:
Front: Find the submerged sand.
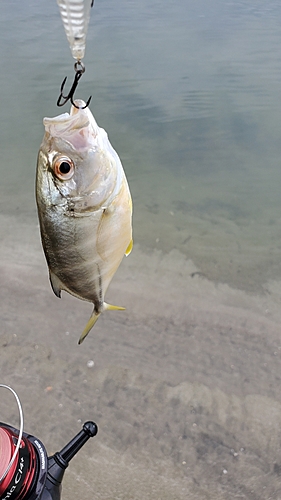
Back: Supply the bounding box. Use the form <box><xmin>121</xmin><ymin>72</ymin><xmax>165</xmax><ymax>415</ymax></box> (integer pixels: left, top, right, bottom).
<box><xmin>1</xmin><ymin>212</ymin><xmax>281</xmax><ymax>499</ymax></box>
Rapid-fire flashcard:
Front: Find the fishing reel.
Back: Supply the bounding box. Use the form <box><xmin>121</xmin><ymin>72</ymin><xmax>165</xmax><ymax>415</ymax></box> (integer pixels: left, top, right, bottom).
<box><xmin>0</xmin><ymin>386</ymin><xmax>98</xmax><ymax>500</ymax></box>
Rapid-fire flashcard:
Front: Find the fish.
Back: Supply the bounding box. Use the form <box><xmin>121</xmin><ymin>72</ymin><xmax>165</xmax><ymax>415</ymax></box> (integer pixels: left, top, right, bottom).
<box><xmin>36</xmin><ymin>99</ymin><xmax>133</xmax><ymax>344</ymax></box>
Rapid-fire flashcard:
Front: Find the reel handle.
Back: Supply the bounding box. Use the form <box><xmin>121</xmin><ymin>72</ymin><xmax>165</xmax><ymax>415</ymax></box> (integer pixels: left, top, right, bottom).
<box><xmin>44</xmin><ymin>421</ymin><xmax>98</xmax><ymax>500</ymax></box>
<box><xmin>59</xmin><ymin>421</ymin><xmax>98</xmax><ymax>463</ymax></box>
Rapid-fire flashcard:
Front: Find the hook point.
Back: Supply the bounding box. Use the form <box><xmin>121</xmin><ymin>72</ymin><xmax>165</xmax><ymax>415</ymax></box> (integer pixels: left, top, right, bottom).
<box><xmin>57</xmin><ymin>68</ymin><xmax>91</xmax><ymax>109</ymax></box>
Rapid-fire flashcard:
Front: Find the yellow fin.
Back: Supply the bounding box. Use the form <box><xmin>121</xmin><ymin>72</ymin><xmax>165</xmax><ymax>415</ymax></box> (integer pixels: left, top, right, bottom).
<box><xmin>78</xmin><ymin>312</ymin><xmax>101</xmax><ymax>345</ymax></box>
<box><xmin>104</xmin><ymin>302</ymin><xmax>125</xmax><ymax>311</ymax></box>
<box><xmin>125</xmin><ymin>239</ymin><xmax>133</xmax><ymax>256</ymax></box>
<box><xmin>78</xmin><ymin>303</ymin><xmax>125</xmax><ymax>344</ymax></box>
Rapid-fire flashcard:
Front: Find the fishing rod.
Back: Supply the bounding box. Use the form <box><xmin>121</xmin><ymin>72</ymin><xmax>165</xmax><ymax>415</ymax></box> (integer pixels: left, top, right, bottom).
<box><xmin>0</xmin><ymin>385</ymin><xmax>98</xmax><ymax>500</ymax></box>
<box><xmin>56</xmin><ymin>0</ymin><xmax>94</xmax><ymax>109</ymax></box>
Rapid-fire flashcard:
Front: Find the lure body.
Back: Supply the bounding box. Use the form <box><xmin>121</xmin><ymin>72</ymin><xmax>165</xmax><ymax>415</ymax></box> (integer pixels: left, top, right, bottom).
<box><xmin>57</xmin><ymin>0</ymin><xmax>93</xmax><ymax>60</ymax></box>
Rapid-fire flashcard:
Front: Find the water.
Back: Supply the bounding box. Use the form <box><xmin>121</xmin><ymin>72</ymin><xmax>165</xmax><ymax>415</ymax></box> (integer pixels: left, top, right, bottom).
<box><xmin>1</xmin><ymin>1</ymin><xmax>281</xmax><ymax>498</ymax></box>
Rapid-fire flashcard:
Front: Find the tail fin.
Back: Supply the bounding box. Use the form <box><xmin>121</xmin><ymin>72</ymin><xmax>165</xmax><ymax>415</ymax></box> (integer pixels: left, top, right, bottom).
<box><xmin>78</xmin><ymin>302</ymin><xmax>125</xmax><ymax>344</ymax></box>
<box><xmin>78</xmin><ymin>312</ymin><xmax>101</xmax><ymax>344</ymax></box>
<box><xmin>104</xmin><ymin>302</ymin><xmax>125</xmax><ymax>312</ymax></box>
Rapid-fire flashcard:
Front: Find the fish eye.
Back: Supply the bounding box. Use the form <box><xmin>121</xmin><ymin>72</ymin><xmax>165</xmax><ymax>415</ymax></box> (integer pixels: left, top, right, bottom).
<box><xmin>53</xmin><ymin>156</ymin><xmax>75</xmax><ymax>180</ymax></box>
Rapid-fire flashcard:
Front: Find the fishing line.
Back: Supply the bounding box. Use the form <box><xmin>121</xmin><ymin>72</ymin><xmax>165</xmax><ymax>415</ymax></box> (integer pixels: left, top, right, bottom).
<box><xmin>0</xmin><ymin>384</ymin><xmax>24</xmax><ymax>484</ymax></box>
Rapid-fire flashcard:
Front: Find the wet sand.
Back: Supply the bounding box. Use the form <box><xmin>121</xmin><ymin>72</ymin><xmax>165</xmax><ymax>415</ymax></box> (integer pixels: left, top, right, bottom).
<box><xmin>1</xmin><ymin>212</ymin><xmax>281</xmax><ymax>499</ymax></box>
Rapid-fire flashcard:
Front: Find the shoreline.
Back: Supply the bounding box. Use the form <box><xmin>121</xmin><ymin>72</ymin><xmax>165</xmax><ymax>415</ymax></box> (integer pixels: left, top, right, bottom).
<box><xmin>1</xmin><ymin>214</ymin><xmax>281</xmax><ymax>498</ymax></box>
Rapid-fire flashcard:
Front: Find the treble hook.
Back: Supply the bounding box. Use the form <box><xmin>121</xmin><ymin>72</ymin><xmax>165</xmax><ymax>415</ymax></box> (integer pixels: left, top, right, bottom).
<box><xmin>57</xmin><ymin>61</ymin><xmax>92</xmax><ymax>109</ymax></box>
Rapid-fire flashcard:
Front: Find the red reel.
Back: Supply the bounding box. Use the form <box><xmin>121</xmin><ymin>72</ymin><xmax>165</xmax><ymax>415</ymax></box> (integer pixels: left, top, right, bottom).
<box><xmin>0</xmin><ymin>425</ymin><xmax>38</xmax><ymax>500</ymax></box>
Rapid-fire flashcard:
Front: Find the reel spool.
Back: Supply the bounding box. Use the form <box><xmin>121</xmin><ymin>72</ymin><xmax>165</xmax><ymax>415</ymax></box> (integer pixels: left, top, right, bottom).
<box><xmin>0</xmin><ymin>423</ymin><xmax>46</xmax><ymax>500</ymax></box>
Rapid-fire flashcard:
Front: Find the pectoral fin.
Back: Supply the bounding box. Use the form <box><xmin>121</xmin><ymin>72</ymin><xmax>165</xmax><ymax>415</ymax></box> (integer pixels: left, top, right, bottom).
<box><xmin>49</xmin><ymin>270</ymin><xmax>62</xmax><ymax>298</ymax></box>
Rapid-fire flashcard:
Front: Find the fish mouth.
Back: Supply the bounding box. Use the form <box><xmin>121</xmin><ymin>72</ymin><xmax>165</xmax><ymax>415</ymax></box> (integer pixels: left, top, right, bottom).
<box><xmin>43</xmin><ymin>100</ymin><xmax>98</xmax><ymax>151</ymax></box>
<box><xmin>70</xmin><ymin>99</ymin><xmax>90</xmax><ymax>114</ymax></box>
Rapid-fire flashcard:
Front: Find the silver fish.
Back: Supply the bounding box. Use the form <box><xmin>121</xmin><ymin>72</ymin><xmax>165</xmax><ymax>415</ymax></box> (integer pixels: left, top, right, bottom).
<box><xmin>36</xmin><ymin>100</ymin><xmax>133</xmax><ymax>344</ymax></box>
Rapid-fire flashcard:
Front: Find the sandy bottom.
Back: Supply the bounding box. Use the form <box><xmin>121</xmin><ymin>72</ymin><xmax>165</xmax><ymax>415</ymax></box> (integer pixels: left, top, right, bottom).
<box><xmin>1</xmin><ymin>212</ymin><xmax>281</xmax><ymax>499</ymax></box>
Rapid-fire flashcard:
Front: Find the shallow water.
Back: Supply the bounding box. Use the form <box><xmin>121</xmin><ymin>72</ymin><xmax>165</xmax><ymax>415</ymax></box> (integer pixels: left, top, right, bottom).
<box><xmin>1</xmin><ymin>1</ymin><xmax>281</xmax><ymax>499</ymax></box>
